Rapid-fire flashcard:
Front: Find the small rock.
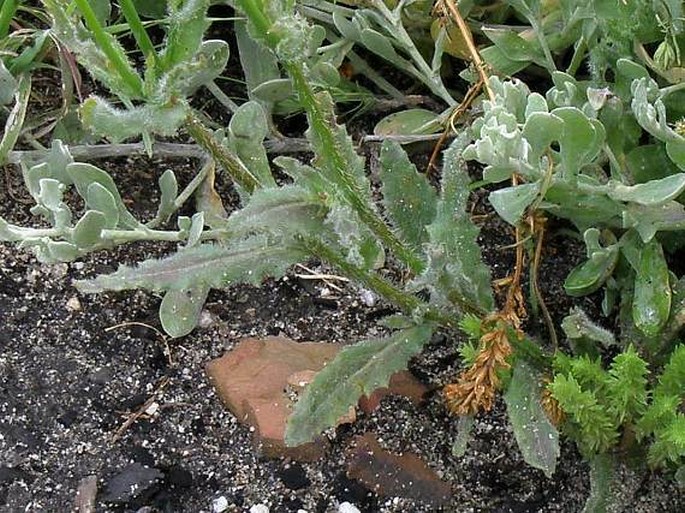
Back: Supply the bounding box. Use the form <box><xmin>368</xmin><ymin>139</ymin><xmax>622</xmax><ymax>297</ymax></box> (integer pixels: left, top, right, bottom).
<box><xmin>206</xmin><ymin>336</ymin><xmax>342</xmax><ymax>461</ymax></box>
<box><xmin>338</xmin><ymin>502</ymin><xmax>361</xmax><ymax>513</ymax></box>
<box><xmin>74</xmin><ymin>475</ymin><xmax>97</xmax><ymax>513</ymax></box>
<box><xmin>250</xmin><ymin>505</ymin><xmax>270</xmax><ymax>513</ymax></box>
<box><xmin>286</xmin><ymin>370</ymin><xmax>318</xmax><ymax>389</ymax></box>
<box><xmin>346</xmin><ymin>433</ymin><xmax>452</xmax><ymax>507</ymax></box>
<box><xmin>101</xmin><ymin>463</ymin><xmax>163</xmax><ymax>504</ymax></box>
<box><xmin>66</xmin><ymin>296</ymin><xmax>81</xmax><ymax>312</ymax></box>
<box><xmin>198</xmin><ymin>310</ymin><xmax>216</xmax><ymax>328</ymax></box>
<box><xmin>212</xmin><ymin>496</ymin><xmax>228</xmax><ymax>513</ymax></box>
<box><xmin>166</xmin><ymin>465</ymin><xmax>193</xmax><ymax>488</ymax></box>
<box><xmin>277</xmin><ymin>463</ymin><xmax>310</xmax><ymax>490</ymax></box>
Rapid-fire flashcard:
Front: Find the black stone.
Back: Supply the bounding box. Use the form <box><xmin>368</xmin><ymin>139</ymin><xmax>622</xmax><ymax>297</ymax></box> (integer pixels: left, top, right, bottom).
<box><xmin>277</xmin><ymin>463</ymin><xmax>310</xmax><ymax>490</ymax></box>
<box><xmin>101</xmin><ymin>462</ymin><xmax>163</xmax><ymax>504</ymax></box>
<box><xmin>167</xmin><ymin>465</ymin><xmax>193</xmax><ymax>488</ymax></box>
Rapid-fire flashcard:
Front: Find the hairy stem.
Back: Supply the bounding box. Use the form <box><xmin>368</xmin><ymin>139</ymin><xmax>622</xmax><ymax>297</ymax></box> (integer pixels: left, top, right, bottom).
<box><xmin>286</xmin><ymin>62</ymin><xmax>425</xmax><ymax>274</ymax></box>
<box><xmin>184</xmin><ymin>112</ymin><xmax>261</xmax><ymax>193</ymax></box>
<box><xmin>298</xmin><ymin>235</ymin><xmax>459</xmax><ymax>328</ymax></box>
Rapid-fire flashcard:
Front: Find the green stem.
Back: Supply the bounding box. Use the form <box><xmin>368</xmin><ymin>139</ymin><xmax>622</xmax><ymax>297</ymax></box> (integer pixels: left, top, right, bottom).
<box><xmin>298</xmin><ymin>235</ymin><xmax>460</xmax><ymax>328</ymax></box>
<box><xmin>370</xmin><ymin>0</ymin><xmax>456</xmax><ymax>106</ymax></box>
<box><xmin>659</xmin><ymin>80</ymin><xmax>685</xmax><ymax>98</ymax></box>
<box><xmin>184</xmin><ymin>112</ymin><xmax>262</xmax><ymax>193</ymax></box>
<box><xmin>565</xmin><ymin>38</ymin><xmax>587</xmax><ymax>76</ymax></box>
<box><xmin>118</xmin><ymin>0</ymin><xmax>156</xmax><ymax>63</ymax></box>
<box><xmin>286</xmin><ymin>62</ymin><xmax>425</xmax><ymax>274</ymax></box>
<box><xmin>73</xmin><ymin>0</ymin><xmax>143</xmax><ymax>98</ymax></box>
<box><xmin>234</xmin><ymin>0</ymin><xmax>280</xmax><ymax>49</ymax></box>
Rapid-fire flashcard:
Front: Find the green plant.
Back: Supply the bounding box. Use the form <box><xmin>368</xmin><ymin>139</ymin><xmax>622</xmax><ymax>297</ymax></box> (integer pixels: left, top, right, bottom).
<box><xmin>2</xmin><ymin>0</ymin><xmax>685</xmax><ymax>510</ymax></box>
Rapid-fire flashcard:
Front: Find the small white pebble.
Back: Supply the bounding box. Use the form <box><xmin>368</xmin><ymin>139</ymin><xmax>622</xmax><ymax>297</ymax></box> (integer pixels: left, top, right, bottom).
<box><xmin>338</xmin><ymin>502</ymin><xmax>361</xmax><ymax>513</ymax></box>
<box><xmin>358</xmin><ymin>288</ymin><xmax>377</xmax><ymax>307</ymax></box>
<box><xmin>297</xmin><ymin>510</ymin><xmax>309</xmax><ymax>513</ymax></box>
<box><xmin>144</xmin><ymin>402</ymin><xmax>159</xmax><ymax>416</ymax></box>
<box><xmin>250</xmin><ymin>505</ymin><xmax>269</xmax><ymax>513</ymax></box>
<box><xmin>212</xmin><ymin>496</ymin><xmax>228</xmax><ymax>513</ymax></box>
<box><xmin>66</xmin><ymin>296</ymin><xmax>81</xmax><ymax>312</ymax></box>
<box><xmin>198</xmin><ymin>310</ymin><xmax>216</xmax><ymax>328</ymax></box>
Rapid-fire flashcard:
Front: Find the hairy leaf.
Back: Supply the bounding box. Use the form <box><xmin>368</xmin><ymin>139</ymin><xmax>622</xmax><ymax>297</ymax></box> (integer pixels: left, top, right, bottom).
<box><xmin>561</xmin><ymin>308</ymin><xmax>616</xmax><ymax>355</ymax></box>
<box><xmin>226</xmin><ymin>185</ymin><xmax>327</xmax><ymax>239</ymax></box>
<box><xmin>504</xmin><ymin>360</ymin><xmax>560</xmax><ymax>478</ymax></box>
<box><xmin>379</xmin><ymin>140</ymin><xmax>437</xmax><ymax>252</ymax></box>
<box><xmin>74</xmin><ymin>236</ymin><xmax>306</xmax><ymax>293</ymax></box>
<box><xmin>155</xmin><ymin>40</ymin><xmax>229</xmax><ymax>101</ymax></box>
<box><xmin>582</xmin><ymin>454</ymin><xmax>613</xmax><ymax>513</ymax></box>
<box><xmin>80</xmin><ymin>96</ymin><xmax>187</xmax><ymax>142</ymax></box>
<box><xmin>412</xmin><ymin>135</ymin><xmax>494</xmax><ymax>313</ymax></box>
<box><xmin>285</xmin><ymin>324</ymin><xmax>434</xmax><ymax>446</ymax></box>
<box><xmin>158</xmin><ymin>0</ymin><xmax>210</xmax><ymax>71</ymax></box>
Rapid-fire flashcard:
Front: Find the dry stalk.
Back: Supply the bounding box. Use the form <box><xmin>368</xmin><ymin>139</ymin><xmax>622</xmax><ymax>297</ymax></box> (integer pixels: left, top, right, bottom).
<box><xmin>444</xmin><ymin>314</ymin><xmax>517</xmax><ymax>415</ymax></box>
<box><xmin>434</xmin><ymin>0</ymin><xmax>494</xmax><ymax>101</ymax></box>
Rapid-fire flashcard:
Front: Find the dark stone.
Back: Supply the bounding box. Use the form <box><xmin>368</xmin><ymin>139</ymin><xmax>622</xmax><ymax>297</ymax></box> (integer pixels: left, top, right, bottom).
<box><xmin>190</xmin><ymin>416</ymin><xmax>206</xmax><ymax>435</ymax></box>
<box><xmin>118</xmin><ymin>393</ymin><xmax>148</xmax><ymax>411</ymax></box>
<box><xmin>101</xmin><ymin>463</ymin><xmax>163</xmax><ymax>504</ymax></box>
<box><xmin>88</xmin><ymin>367</ymin><xmax>113</xmax><ymax>385</ymax></box>
<box><xmin>128</xmin><ymin>447</ymin><xmax>156</xmax><ymax>468</ymax></box>
<box><xmin>277</xmin><ymin>463</ymin><xmax>310</xmax><ymax>490</ymax></box>
<box><xmin>58</xmin><ymin>408</ymin><xmax>79</xmax><ymax>427</ymax></box>
<box><xmin>167</xmin><ymin>465</ymin><xmax>193</xmax><ymax>488</ymax></box>
<box><xmin>346</xmin><ymin>433</ymin><xmax>452</xmax><ymax>507</ymax></box>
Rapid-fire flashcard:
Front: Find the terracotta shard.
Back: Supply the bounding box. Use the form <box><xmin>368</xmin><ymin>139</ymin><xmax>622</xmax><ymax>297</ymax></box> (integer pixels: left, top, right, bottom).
<box><xmin>206</xmin><ymin>336</ymin><xmax>342</xmax><ymax>461</ymax></box>
<box><xmin>358</xmin><ymin>370</ymin><xmax>427</xmax><ymax>414</ymax></box>
<box><xmin>346</xmin><ymin>433</ymin><xmax>452</xmax><ymax>507</ymax></box>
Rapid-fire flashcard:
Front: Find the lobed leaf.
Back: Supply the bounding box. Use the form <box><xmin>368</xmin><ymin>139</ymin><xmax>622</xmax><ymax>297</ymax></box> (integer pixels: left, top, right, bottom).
<box><xmin>74</xmin><ymin>236</ymin><xmax>306</xmax><ymax>293</ymax></box>
<box><xmin>411</xmin><ymin>135</ymin><xmax>494</xmax><ymax>313</ymax></box>
<box><xmin>66</xmin><ymin>163</ymin><xmax>141</xmax><ymax>229</ymax></box>
<box><xmin>80</xmin><ymin>96</ymin><xmax>187</xmax><ymax>142</ymax></box>
<box><xmin>489</xmin><ymin>182</ymin><xmax>540</xmax><ymax>226</ymax></box>
<box><xmin>379</xmin><ymin>140</ymin><xmax>437</xmax><ymax>253</ymax></box>
<box><xmin>608</xmin><ymin>174</ymin><xmax>685</xmax><ymax>205</ymax></box>
<box><xmin>285</xmin><ymin>324</ymin><xmax>434</xmax><ymax>446</ymax></box>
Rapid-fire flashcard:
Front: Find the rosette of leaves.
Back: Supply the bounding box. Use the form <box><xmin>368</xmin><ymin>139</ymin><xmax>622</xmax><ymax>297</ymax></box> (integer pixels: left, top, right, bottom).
<box><xmin>42</xmin><ymin>0</ymin><xmax>229</xmax><ymax>144</ymax></box>
<box><xmin>463</xmin><ymin>69</ymin><xmax>685</xmax><ymax>350</ymax></box>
